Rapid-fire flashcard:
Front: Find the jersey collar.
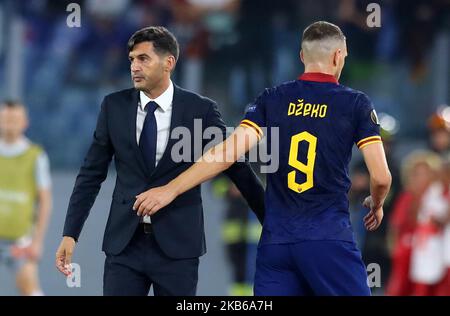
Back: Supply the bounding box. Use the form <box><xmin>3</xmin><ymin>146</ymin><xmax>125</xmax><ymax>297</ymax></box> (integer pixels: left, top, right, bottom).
<box><xmin>298</xmin><ymin>72</ymin><xmax>339</xmax><ymax>84</ymax></box>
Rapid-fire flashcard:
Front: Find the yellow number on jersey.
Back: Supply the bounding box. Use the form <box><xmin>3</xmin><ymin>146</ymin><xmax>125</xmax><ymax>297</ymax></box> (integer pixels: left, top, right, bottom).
<box><xmin>288</xmin><ymin>131</ymin><xmax>317</xmax><ymax>193</ymax></box>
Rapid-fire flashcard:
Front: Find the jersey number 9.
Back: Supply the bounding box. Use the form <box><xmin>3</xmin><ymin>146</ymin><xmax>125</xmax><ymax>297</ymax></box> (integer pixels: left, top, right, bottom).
<box><xmin>288</xmin><ymin>131</ymin><xmax>317</xmax><ymax>193</ymax></box>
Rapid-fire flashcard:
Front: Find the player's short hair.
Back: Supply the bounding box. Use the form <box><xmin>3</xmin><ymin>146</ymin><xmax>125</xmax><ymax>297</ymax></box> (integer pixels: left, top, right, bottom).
<box><xmin>0</xmin><ymin>100</ymin><xmax>28</xmax><ymax>121</ymax></box>
<box><xmin>0</xmin><ymin>100</ymin><xmax>25</xmax><ymax>110</ymax></box>
<box><xmin>127</xmin><ymin>26</ymin><xmax>179</xmax><ymax>61</ymax></box>
<box><xmin>302</xmin><ymin>21</ymin><xmax>346</xmax><ymax>43</ymax></box>
<box><xmin>301</xmin><ymin>21</ymin><xmax>346</xmax><ymax>62</ymax></box>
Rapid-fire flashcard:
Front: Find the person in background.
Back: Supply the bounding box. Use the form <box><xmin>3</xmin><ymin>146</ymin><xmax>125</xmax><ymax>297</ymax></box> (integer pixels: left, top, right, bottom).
<box><xmin>386</xmin><ymin>151</ymin><xmax>437</xmax><ymax>296</ymax></box>
<box><xmin>0</xmin><ymin>101</ymin><xmax>52</xmax><ymax>296</ymax></box>
<box><xmin>409</xmin><ymin>152</ymin><xmax>445</xmax><ymax>295</ymax></box>
<box><xmin>436</xmin><ymin>154</ymin><xmax>450</xmax><ymax>296</ymax></box>
<box><xmin>428</xmin><ymin>108</ymin><xmax>450</xmax><ymax>158</ymax></box>
<box><xmin>169</xmin><ymin>0</ymin><xmax>238</xmax><ymax>93</ymax></box>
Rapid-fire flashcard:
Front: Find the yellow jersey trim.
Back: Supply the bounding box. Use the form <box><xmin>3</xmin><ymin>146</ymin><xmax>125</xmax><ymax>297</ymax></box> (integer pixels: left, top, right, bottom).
<box><xmin>239</xmin><ymin>122</ymin><xmax>262</xmax><ymax>141</ymax></box>
<box><xmin>240</xmin><ymin>119</ymin><xmax>263</xmax><ymax>138</ymax></box>
<box><xmin>358</xmin><ymin>139</ymin><xmax>382</xmax><ymax>149</ymax></box>
<box><xmin>357</xmin><ymin>136</ymin><xmax>382</xmax><ymax>148</ymax></box>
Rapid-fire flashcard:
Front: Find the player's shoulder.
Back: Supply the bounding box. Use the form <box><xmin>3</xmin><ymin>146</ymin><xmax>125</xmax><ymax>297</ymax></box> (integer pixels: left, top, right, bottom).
<box><xmin>256</xmin><ymin>80</ymin><xmax>297</xmax><ymax>100</ymax></box>
<box><xmin>27</xmin><ymin>141</ymin><xmax>45</xmax><ymax>158</ymax></box>
<box><xmin>273</xmin><ymin>80</ymin><xmax>299</xmax><ymax>94</ymax></box>
<box><xmin>336</xmin><ymin>84</ymin><xmax>372</xmax><ymax>105</ymax></box>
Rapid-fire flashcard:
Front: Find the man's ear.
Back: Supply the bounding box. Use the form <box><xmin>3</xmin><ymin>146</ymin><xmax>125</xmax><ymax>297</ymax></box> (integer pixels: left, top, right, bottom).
<box><xmin>300</xmin><ymin>50</ymin><xmax>304</xmax><ymax>63</ymax></box>
<box><xmin>166</xmin><ymin>55</ymin><xmax>176</xmax><ymax>73</ymax></box>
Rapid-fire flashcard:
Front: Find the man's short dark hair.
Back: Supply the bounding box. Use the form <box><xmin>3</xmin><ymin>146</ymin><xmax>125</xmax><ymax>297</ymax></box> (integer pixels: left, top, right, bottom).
<box><xmin>302</xmin><ymin>21</ymin><xmax>346</xmax><ymax>43</ymax></box>
<box><xmin>127</xmin><ymin>26</ymin><xmax>179</xmax><ymax>61</ymax></box>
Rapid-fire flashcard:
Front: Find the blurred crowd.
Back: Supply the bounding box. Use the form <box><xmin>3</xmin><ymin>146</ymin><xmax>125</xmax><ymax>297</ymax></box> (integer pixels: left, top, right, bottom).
<box><xmin>0</xmin><ymin>0</ymin><xmax>447</xmax><ymax>166</ymax></box>
<box><xmin>385</xmin><ymin>111</ymin><xmax>450</xmax><ymax>295</ymax></box>
<box><xmin>0</xmin><ymin>0</ymin><xmax>449</xmax><ymax>295</ymax></box>
<box><xmin>349</xmin><ymin>109</ymin><xmax>450</xmax><ymax>295</ymax></box>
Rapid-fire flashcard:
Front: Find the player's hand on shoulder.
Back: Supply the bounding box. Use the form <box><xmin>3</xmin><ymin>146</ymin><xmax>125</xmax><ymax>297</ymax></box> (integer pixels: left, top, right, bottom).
<box><xmin>362</xmin><ymin>196</ymin><xmax>383</xmax><ymax>231</ymax></box>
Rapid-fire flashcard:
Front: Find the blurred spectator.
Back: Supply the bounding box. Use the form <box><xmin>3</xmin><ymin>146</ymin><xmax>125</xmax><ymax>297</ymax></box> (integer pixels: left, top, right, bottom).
<box><xmin>437</xmin><ymin>154</ymin><xmax>450</xmax><ymax>295</ymax></box>
<box><xmin>394</xmin><ymin>0</ymin><xmax>449</xmax><ymax>81</ymax></box>
<box><xmin>338</xmin><ymin>0</ymin><xmax>379</xmax><ymax>61</ymax></box>
<box><xmin>68</xmin><ymin>0</ymin><xmax>133</xmax><ymax>87</ymax></box>
<box><xmin>132</xmin><ymin>0</ymin><xmax>172</xmax><ymax>29</ymax></box>
<box><xmin>0</xmin><ymin>101</ymin><xmax>52</xmax><ymax>295</ymax></box>
<box><xmin>228</xmin><ymin>0</ymin><xmax>298</xmax><ymax>113</ymax></box>
<box><xmin>428</xmin><ymin>106</ymin><xmax>450</xmax><ymax>157</ymax></box>
<box><xmin>409</xmin><ymin>152</ymin><xmax>445</xmax><ymax>295</ymax></box>
<box><xmin>169</xmin><ymin>0</ymin><xmax>238</xmax><ymax>93</ymax></box>
<box><xmin>386</xmin><ymin>150</ymin><xmax>438</xmax><ymax>296</ymax></box>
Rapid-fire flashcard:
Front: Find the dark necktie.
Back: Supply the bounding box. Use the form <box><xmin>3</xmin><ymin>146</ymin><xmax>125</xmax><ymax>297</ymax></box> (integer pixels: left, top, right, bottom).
<box><xmin>139</xmin><ymin>101</ymin><xmax>158</xmax><ymax>172</ymax></box>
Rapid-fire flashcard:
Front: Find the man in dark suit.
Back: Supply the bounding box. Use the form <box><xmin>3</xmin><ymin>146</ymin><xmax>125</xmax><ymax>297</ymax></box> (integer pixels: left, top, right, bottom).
<box><xmin>55</xmin><ymin>26</ymin><xmax>265</xmax><ymax>296</ymax></box>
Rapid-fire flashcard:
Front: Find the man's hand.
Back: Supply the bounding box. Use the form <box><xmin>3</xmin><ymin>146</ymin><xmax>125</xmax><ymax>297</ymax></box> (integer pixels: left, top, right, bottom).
<box><xmin>363</xmin><ymin>196</ymin><xmax>384</xmax><ymax>231</ymax></box>
<box><xmin>55</xmin><ymin>236</ymin><xmax>76</xmax><ymax>276</ymax></box>
<box><xmin>133</xmin><ymin>184</ymin><xmax>177</xmax><ymax>217</ymax></box>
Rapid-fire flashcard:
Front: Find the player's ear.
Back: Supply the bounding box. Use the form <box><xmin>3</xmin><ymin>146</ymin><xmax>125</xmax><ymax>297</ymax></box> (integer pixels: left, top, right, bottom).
<box><xmin>21</xmin><ymin>111</ymin><xmax>29</xmax><ymax>131</ymax></box>
<box><xmin>333</xmin><ymin>49</ymin><xmax>341</xmax><ymax>67</ymax></box>
<box><xmin>300</xmin><ymin>50</ymin><xmax>305</xmax><ymax>63</ymax></box>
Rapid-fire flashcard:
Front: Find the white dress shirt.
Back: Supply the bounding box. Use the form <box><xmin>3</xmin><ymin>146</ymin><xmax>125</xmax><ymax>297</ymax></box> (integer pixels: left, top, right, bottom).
<box><xmin>136</xmin><ymin>81</ymin><xmax>173</xmax><ymax>223</ymax></box>
<box><xmin>136</xmin><ymin>81</ymin><xmax>173</xmax><ymax>165</ymax></box>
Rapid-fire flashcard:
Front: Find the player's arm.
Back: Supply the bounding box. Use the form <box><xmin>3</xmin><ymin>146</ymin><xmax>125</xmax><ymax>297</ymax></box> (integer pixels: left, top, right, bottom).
<box><xmin>203</xmin><ymin>102</ymin><xmax>265</xmax><ymax>224</ymax></box>
<box><xmin>360</xmin><ymin>142</ymin><xmax>392</xmax><ymax>231</ymax></box>
<box><xmin>32</xmin><ymin>189</ymin><xmax>52</xmax><ymax>256</ymax></box>
<box><xmin>133</xmin><ymin>125</ymin><xmax>261</xmax><ymax>216</ymax></box>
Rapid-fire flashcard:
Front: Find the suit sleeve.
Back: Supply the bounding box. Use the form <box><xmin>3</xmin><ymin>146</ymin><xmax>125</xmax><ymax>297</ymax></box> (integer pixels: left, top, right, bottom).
<box><xmin>204</xmin><ymin>101</ymin><xmax>266</xmax><ymax>224</ymax></box>
<box><xmin>63</xmin><ymin>97</ymin><xmax>114</xmax><ymax>241</ymax></box>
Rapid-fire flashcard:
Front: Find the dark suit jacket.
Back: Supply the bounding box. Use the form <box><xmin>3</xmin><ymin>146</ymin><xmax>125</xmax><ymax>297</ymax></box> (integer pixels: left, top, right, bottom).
<box><xmin>63</xmin><ymin>85</ymin><xmax>265</xmax><ymax>258</ymax></box>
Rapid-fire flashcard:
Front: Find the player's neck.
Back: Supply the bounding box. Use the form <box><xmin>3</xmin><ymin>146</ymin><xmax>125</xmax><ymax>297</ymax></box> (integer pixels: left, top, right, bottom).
<box><xmin>304</xmin><ymin>65</ymin><xmax>337</xmax><ymax>79</ymax></box>
<box><xmin>0</xmin><ymin>135</ymin><xmax>22</xmax><ymax>144</ymax></box>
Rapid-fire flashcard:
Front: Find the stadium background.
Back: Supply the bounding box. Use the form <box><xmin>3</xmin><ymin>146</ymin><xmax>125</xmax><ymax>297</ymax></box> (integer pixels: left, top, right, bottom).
<box><xmin>0</xmin><ymin>0</ymin><xmax>449</xmax><ymax>295</ymax></box>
